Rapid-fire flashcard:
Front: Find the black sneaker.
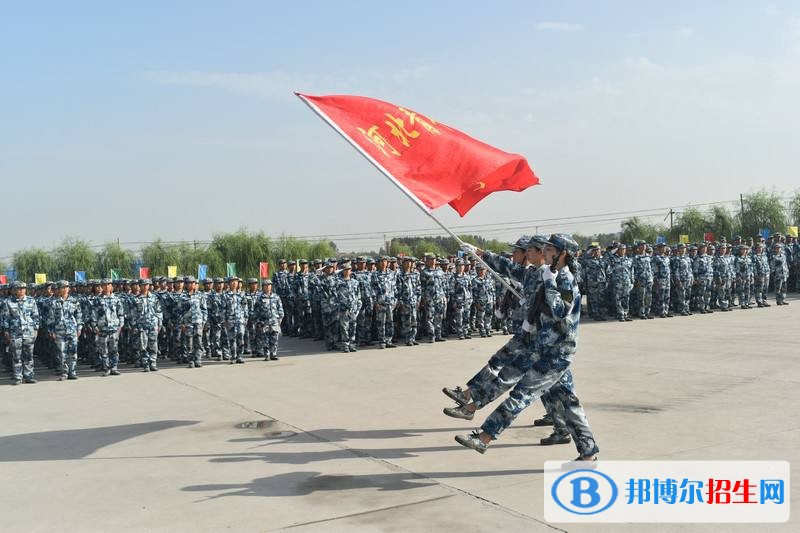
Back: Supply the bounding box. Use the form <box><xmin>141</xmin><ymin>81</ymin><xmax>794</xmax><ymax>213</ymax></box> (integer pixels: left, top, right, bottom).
<box><xmin>534</xmin><ymin>414</ymin><xmax>554</xmax><ymax>426</ymax></box>
<box><xmin>540</xmin><ymin>432</ymin><xmax>572</xmax><ymax>445</ymax></box>
<box><xmin>24</xmin><ymin>378</ymin><xmax>38</xmax><ymax>384</ymax></box>
<box><xmin>149</xmin><ymin>365</ymin><xmax>158</xmax><ymax>372</ymax></box>
<box><xmin>270</xmin><ymin>355</ymin><xmax>279</xmax><ymax>361</ymax></box>
<box><xmin>110</xmin><ymin>368</ymin><xmax>120</xmax><ymax>376</ymax></box>
<box><xmin>68</xmin><ymin>374</ymin><xmax>78</xmax><ymax>380</ymax></box>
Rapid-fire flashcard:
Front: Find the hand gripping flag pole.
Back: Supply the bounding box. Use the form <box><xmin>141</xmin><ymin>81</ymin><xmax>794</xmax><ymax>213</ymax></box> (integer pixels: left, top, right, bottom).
<box><xmin>296</xmin><ymin>93</ymin><xmax>541</xmax><ymax>299</ymax></box>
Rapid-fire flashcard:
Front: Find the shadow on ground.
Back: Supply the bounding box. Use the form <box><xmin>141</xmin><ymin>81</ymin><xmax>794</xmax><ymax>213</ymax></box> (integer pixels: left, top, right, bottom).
<box><xmin>0</xmin><ymin>420</ymin><xmax>199</xmax><ymax>461</ymax></box>
<box><xmin>182</xmin><ymin>468</ymin><xmax>544</xmax><ymax>500</ymax></box>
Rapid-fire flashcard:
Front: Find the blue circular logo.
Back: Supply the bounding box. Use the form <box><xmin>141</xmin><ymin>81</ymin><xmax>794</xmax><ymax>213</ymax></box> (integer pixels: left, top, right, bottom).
<box><xmin>551</xmin><ymin>469</ymin><xmax>618</xmax><ymax>515</ymax></box>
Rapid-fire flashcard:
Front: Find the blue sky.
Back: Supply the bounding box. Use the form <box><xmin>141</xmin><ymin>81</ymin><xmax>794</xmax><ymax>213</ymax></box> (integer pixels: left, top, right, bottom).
<box><xmin>2</xmin><ymin>1</ymin><xmax>799</xmax><ymax>256</ymax></box>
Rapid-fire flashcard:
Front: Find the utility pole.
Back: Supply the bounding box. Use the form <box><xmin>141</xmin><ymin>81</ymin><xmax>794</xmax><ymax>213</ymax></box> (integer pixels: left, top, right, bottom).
<box><xmin>740</xmin><ymin>193</ymin><xmax>745</xmax><ymax>221</ymax></box>
<box><xmin>669</xmin><ymin>209</ymin><xmax>673</xmax><ymax>232</ymax></box>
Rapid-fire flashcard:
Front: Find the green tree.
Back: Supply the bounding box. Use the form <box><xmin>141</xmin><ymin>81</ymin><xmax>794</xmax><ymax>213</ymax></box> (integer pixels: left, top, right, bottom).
<box><xmin>53</xmin><ymin>237</ymin><xmax>96</xmax><ymax>280</ymax></box>
<box><xmin>389</xmin><ymin>240</ymin><xmax>413</xmax><ymax>257</ymax></box>
<box><xmin>620</xmin><ymin>217</ymin><xmax>664</xmax><ymax>244</ymax></box>
<box><xmin>788</xmin><ymin>190</ymin><xmax>800</xmax><ymax>226</ymax></box>
<box><xmin>670</xmin><ymin>207</ymin><xmax>708</xmax><ymax>242</ymax></box>
<box><xmin>141</xmin><ymin>239</ymin><xmax>183</xmax><ymax>277</ymax></box>
<box><xmin>95</xmin><ymin>243</ymin><xmax>136</xmax><ymax>279</ymax></box>
<box><xmin>739</xmin><ymin>190</ymin><xmax>787</xmax><ymax>239</ymax></box>
<box><xmin>13</xmin><ymin>248</ymin><xmax>56</xmax><ymax>282</ymax></box>
<box><xmin>413</xmin><ymin>240</ymin><xmax>444</xmax><ymax>257</ymax></box>
<box><xmin>707</xmin><ymin>205</ymin><xmax>736</xmax><ymax>242</ymax></box>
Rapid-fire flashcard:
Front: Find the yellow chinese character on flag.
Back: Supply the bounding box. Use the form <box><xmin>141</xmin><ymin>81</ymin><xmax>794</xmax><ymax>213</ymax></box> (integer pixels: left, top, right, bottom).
<box><xmin>679</xmin><ymin>235</ymin><xmax>689</xmax><ymax>244</ymax></box>
<box><xmin>397</xmin><ymin>107</ymin><xmax>440</xmax><ymax>134</ymax></box>
<box><xmin>787</xmin><ymin>226</ymin><xmax>798</xmax><ymax>238</ymax></box>
<box><xmin>357</xmin><ymin>125</ymin><xmax>401</xmax><ymax>157</ymax></box>
<box><xmin>167</xmin><ymin>265</ymin><xmax>177</xmax><ymax>278</ymax></box>
<box><xmin>384</xmin><ymin>113</ymin><xmax>420</xmax><ymax>148</ymax></box>
<box><xmin>35</xmin><ymin>273</ymin><xmax>47</xmax><ymax>284</ymax></box>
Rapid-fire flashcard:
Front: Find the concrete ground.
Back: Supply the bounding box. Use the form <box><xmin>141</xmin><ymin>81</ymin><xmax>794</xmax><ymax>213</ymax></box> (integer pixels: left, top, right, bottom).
<box><xmin>1</xmin><ymin>296</ymin><xmax>798</xmax><ymax>532</ymax></box>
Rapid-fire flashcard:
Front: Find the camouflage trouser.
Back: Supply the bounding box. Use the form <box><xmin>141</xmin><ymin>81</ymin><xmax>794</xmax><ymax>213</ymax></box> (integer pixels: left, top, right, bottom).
<box><xmin>322</xmin><ymin>309</ymin><xmax>339</xmax><ymax>349</ymax></box>
<box><xmin>673</xmin><ymin>283</ymin><xmax>690</xmax><ymax>313</ymax></box>
<box><xmin>632</xmin><ymin>281</ymin><xmax>653</xmax><ymax>317</ymax></box>
<box><xmin>138</xmin><ymin>327</ymin><xmax>159</xmax><ymax>367</ymax></box>
<box><xmin>451</xmin><ymin>303</ymin><xmax>468</xmax><ymax>338</ymax></box>
<box><xmin>356</xmin><ymin>304</ymin><xmax>373</xmax><ymax>345</ymax></box>
<box><xmin>171</xmin><ymin>325</ymin><xmax>186</xmax><ymax>359</ymax></box>
<box><xmin>53</xmin><ymin>334</ymin><xmax>78</xmax><ymax>377</ymax></box>
<box><xmin>396</xmin><ymin>304</ymin><xmax>418</xmax><ymax>344</ymax></box>
<box><xmin>774</xmin><ymin>276</ymin><xmax>787</xmax><ymax>304</ymax></box>
<box><xmin>296</xmin><ymin>300</ymin><xmax>312</xmax><ymax>337</ymax></box>
<box><xmin>467</xmin><ymin>334</ymin><xmax>529</xmax><ymax>407</ymax></box>
<box><xmin>283</xmin><ymin>298</ymin><xmax>297</xmax><ymax>335</ymax></box>
<box><xmin>423</xmin><ymin>298</ymin><xmax>446</xmax><ymax>340</ymax></box>
<box><xmin>753</xmin><ymin>275</ymin><xmax>768</xmax><ymax>304</ymax></box>
<box><xmin>538</xmin><ymin>370</ymin><xmax>599</xmax><ymax>457</ymax></box>
<box><xmin>374</xmin><ymin>303</ymin><xmax>394</xmax><ymax>345</ymax></box>
<box><xmin>612</xmin><ymin>282</ymin><xmax>631</xmax><ymax>319</ymax></box>
<box><xmin>227</xmin><ymin>323</ymin><xmax>245</xmax><ymax>361</ymax></box>
<box><xmin>209</xmin><ymin>321</ymin><xmax>229</xmax><ymax>359</ymax></box>
<box><xmin>338</xmin><ymin>311</ymin><xmax>357</xmax><ymax>350</ymax></box>
<box><xmin>311</xmin><ymin>301</ymin><xmax>323</xmax><ymax>339</ymax></box>
<box><xmin>737</xmin><ymin>278</ymin><xmax>751</xmax><ymax>307</ymax></box>
<box><xmin>473</xmin><ymin>304</ymin><xmax>491</xmax><ymax>336</ymax></box>
<box><xmin>9</xmin><ymin>336</ymin><xmax>36</xmax><ymax>381</ymax></box>
<box><xmin>652</xmin><ymin>284</ymin><xmax>670</xmax><ymax>315</ymax></box>
<box><xmin>717</xmin><ymin>280</ymin><xmax>731</xmax><ymax>309</ymax></box>
<box><xmin>587</xmin><ymin>283</ymin><xmax>606</xmax><ymax>318</ymax></box>
<box><xmin>96</xmin><ymin>331</ymin><xmax>120</xmax><ymax>371</ymax></box>
<box><xmin>260</xmin><ymin>328</ymin><xmax>280</xmax><ymax>357</ymax></box>
<box><xmin>693</xmin><ymin>279</ymin><xmax>712</xmax><ymax>311</ymax></box>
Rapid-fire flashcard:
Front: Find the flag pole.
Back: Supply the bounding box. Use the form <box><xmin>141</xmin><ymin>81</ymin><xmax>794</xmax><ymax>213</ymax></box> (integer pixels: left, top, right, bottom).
<box><xmin>296</xmin><ymin>93</ymin><xmax>521</xmax><ymax>299</ymax></box>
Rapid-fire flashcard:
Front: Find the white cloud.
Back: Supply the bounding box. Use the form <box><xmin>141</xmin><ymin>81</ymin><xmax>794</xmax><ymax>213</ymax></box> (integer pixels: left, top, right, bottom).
<box><xmin>535</xmin><ymin>21</ymin><xmax>584</xmax><ymax>32</ymax></box>
<box><xmin>765</xmin><ymin>3</ymin><xmax>780</xmax><ymax>16</ymax></box>
<box><xmin>674</xmin><ymin>27</ymin><xmax>695</xmax><ymax>39</ymax></box>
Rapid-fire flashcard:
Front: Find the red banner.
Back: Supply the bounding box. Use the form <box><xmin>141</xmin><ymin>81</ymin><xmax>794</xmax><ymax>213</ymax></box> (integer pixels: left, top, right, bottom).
<box><xmin>703</xmin><ymin>232</ymin><xmax>714</xmax><ymax>243</ymax></box>
<box><xmin>139</xmin><ymin>267</ymin><xmax>150</xmax><ymax>279</ymax></box>
<box><xmin>259</xmin><ymin>262</ymin><xmax>269</xmax><ymax>279</ymax></box>
<box><xmin>0</xmin><ymin>275</ymin><xmax>6</xmax><ymax>284</ymax></box>
<box><xmin>297</xmin><ymin>93</ymin><xmax>539</xmax><ymax>216</ymax></box>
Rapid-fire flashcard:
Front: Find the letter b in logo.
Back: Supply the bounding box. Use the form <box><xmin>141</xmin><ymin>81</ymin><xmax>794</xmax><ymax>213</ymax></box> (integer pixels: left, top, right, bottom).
<box><xmin>570</xmin><ymin>476</ymin><xmax>601</xmax><ymax>508</ymax></box>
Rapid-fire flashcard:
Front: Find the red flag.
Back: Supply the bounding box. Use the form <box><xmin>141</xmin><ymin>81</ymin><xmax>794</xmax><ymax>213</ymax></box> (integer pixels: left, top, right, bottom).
<box><xmin>703</xmin><ymin>232</ymin><xmax>714</xmax><ymax>243</ymax></box>
<box><xmin>259</xmin><ymin>262</ymin><xmax>269</xmax><ymax>279</ymax></box>
<box><xmin>297</xmin><ymin>93</ymin><xmax>539</xmax><ymax>216</ymax></box>
<box><xmin>0</xmin><ymin>275</ymin><xmax>6</xmax><ymax>284</ymax></box>
<box><xmin>139</xmin><ymin>267</ymin><xmax>150</xmax><ymax>279</ymax></box>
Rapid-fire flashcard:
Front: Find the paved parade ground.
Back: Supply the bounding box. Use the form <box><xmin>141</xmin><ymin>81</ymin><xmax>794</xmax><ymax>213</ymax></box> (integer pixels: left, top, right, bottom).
<box><xmin>2</xmin><ymin>297</ymin><xmax>798</xmax><ymax>532</ymax></box>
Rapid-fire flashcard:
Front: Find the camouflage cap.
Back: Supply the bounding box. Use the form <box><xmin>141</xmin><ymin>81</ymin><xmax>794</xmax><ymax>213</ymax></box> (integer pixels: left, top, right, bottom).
<box><xmin>184</xmin><ymin>276</ymin><xmax>197</xmax><ymax>283</ymax></box>
<box><xmin>101</xmin><ymin>278</ymin><xmax>112</xmax><ymax>284</ymax></box>
<box><xmin>213</xmin><ymin>277</ymin><xmax>224</xmax><ymax>283</ymax></box>
<box><xmin>262</xmin><ymin>279</ymin><xmax>273</xmax><ymax>285</ymax></box>
<box><xmin>365</xmin><ymin>257</ymin><xmax>375</xmax><ymax>264</ymax></box>
<box><xmin>340</xmin><ymin>261</ymin><xmax>352</xmax><ymax>270</ymax></box>
<box><xmin>139</xmin><ymin>278</ymin><xmax>152</xmax><ymax>285</ymax></box>
<box><xmin>509</xmin><ymin>235</ymin><xmax>532</xmax><ymax>249</ymax></box>
<box><xmin>11</xmin><ymin>281</ymin><xmax>27</xmax><ymax>289</ymax></box>
<box><xmin>246</xmin><ymin>278</ymin><xmax>258</xmax><ymax>284</ymax></box>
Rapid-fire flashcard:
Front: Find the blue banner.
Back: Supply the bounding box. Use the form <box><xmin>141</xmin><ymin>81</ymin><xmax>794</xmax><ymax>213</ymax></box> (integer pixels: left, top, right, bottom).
<box><xmin>197</xmin><ymin>264</ymin><xmax>208</xmax><ymax>280</ymax></box>
<box><xmin>655</xmin><ymin>235</ymin><xmax>666</xmax><ymax>245</ymax></box>
<box><xmin>5</xmin><ymin>269</ymin><xmax>17</xmax><ymax>282</ymax></box>
<box><xmin>759</xmin><ymin>228</ymin><xmax>771</xmax><ymax>239</ymax></box>
<box><xmin>74</xmin><ymin>271</ymin><xmax>86</xmax><ymax>282</ymax></box>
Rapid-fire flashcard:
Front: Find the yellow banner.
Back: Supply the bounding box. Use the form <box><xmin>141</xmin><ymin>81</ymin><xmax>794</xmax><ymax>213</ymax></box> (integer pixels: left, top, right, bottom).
<box><xmin>591</xmin><ymin>241</ymin><xmax>600</xmax><ymax>246</ymax></box>
<box><xmin>788</xmin><ymin>226</ymin><xmax>799</xmax><ymax>238</ymax></box>
<box><xmin>167</xmin><ymin>265</ymin><xmax>177</xmax><ymax>278</ymax></box>
<box><xmin>35</xmin><ymin>273</ymin><xmax>47</xmax><ymax>284</ymax></box>
<box><xmin>679</xmin><ymin>235</ymin><xmax>689</xmax><ymax>244</ymax></box>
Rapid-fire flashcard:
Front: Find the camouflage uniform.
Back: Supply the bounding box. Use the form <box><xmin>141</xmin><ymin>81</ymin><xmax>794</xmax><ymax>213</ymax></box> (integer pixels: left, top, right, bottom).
<box><xmin>253</xmin><ymin>284</ymin><xmax>284</xmax><ymax>359</ymax></box>
<box><xmin>3</xmin><ymin>286</ymin><xmax>41</xmax><ymax>382</ymax></box>
<box><xmin>92</xmin><ymin>288</ymin><xmax>125</xmax><ymax>374</ymax></box>
<box><xmin>336</xmin><ymin>268</ymin><xmax>361</xmax><ymax>352</ymax></box>
<box><xmin>224</xmin><ymin>286</ymin><xmax>248</xmax><ymax>363</ymax></box>
<box><xmin>449</xmin><ymin>268</ymin><xmax>473</xmax><ymax>339</ymax></box>
<box><xmin>770</xmin><ymin>245</ymin><xmax>789</xmax><ymax>305</ymax></box>
<box><xmin>420</xmin><ymin>261</ymin><xmax>447</xmax><ymax>342</ymax></box>
<box><xmin>631</xmin><ymin>245</ymin><xmax>654</xmax><ymax>318</ymax></box>
<box><xmin>692</xmin><ymin>248</ymin><xmax>714</xmax><ymax>313</ymax></box>
<box><xmin>583</xmin><ymin>250</ymin><xmax>607</xmax><ymax>320</ymax></box>
<box><xmin>133</xmin><ymin>284</ymin><xmax>163</xmax><ymax>370</ymax></box>
<box><xmin>651</xmin><ymin>248</ymin><xmax>671</xmax><ymax>317</ymax></box>
<box><xmin>394</xmin><ymin>265</ymin><xmax>418</xmax><ymax>345</ymax></box>
<box><xmin>734</xmin><ymin>248</ymin><xmax>753</xmax><ymax>308</ymax></box>
<box><xmin>471</xmin><ymin>270</ymin><xmax>495</xmax><ymax>337</ymax></box>
<box><xmin>371</xmin><ymin>264</ymin><xmax>397</xmax><ymax>348</ymax></box>
<box><xmin>608</xmin><ymin>247</ymin><xmax>633</xmax><ymax>321</ymax></box>
<box><xmin>47</xmin><ymin>286</ymin><xmax>84</xmax><ymax>378</ymax></box>
<box><xmin>207</xmin><ymin>282</ymin><xmax>229</xmax><ymax>360</ymax></box>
